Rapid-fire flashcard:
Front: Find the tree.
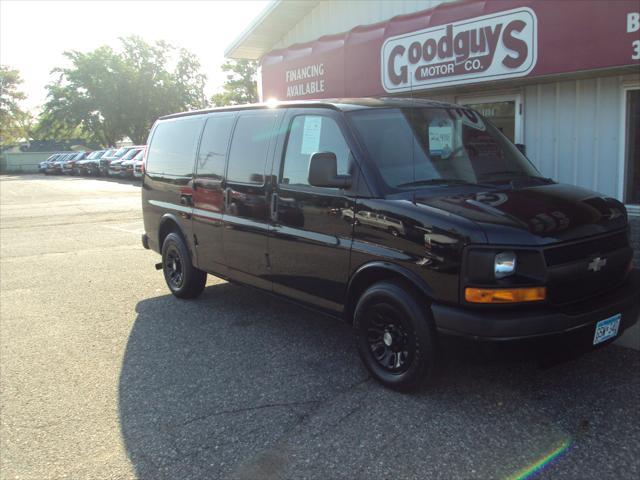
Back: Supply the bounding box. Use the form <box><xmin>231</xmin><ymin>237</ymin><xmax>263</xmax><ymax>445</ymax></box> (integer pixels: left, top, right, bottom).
<box><xmin>37</xmin><ymin>36</ymin><xmax>208</xmax><ymax>146</ymax></box>
<box><xmin>211</xmin><ymin>59</ymin><xmax>259</xmax><ymax>106</ymax></box>
<box><xmin>0</xmin><ymin>65</ymin><xmax>30</xmax><ymax>147</ymax></box>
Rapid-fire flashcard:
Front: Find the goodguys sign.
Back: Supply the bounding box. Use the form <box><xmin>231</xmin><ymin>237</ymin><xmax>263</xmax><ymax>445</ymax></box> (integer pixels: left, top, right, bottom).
<box><xmin>259</xmin><ymin>0</ymin><xmax>640</xmax><ymax>100</ymax></box>
<box><xmin>382</xmin><ymin>8</ymin><xmax>537</xmax><ymax>92</ymax></box>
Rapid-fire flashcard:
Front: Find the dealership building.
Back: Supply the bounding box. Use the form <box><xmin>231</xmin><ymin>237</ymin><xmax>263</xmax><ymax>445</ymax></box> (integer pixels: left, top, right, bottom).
<box><xmin>226</xmin><ymin>0</ymin><xmax>640</xmax><ymax>260</ymax></box>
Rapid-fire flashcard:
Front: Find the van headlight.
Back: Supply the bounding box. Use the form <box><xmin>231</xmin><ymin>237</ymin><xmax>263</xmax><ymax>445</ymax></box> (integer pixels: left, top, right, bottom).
<box><xmin>495</xmin><ymin>252</ymin><xmax>517</xmax><ymax>279</ymax></box>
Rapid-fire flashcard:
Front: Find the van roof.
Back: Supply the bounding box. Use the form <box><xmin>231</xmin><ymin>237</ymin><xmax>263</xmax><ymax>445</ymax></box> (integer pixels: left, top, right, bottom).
<box><xmin>158</xmin><ymin>97</ymin><xmax>459</xmax><ymax>120</ymax></box>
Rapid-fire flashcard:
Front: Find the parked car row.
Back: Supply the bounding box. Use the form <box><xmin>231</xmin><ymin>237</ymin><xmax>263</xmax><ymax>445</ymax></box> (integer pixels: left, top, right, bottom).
<box><xmin>39</xmin><ymin>146</ymin><xmax>146</xmax><ymax>179</ymax></box>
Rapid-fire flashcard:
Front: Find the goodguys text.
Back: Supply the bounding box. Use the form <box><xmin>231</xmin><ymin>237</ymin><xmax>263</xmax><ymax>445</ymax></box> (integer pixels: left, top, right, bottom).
<box><xmin>382</xmin><ymin>8</ymin><xmax>537</xmax><ymax>91</ymax></box>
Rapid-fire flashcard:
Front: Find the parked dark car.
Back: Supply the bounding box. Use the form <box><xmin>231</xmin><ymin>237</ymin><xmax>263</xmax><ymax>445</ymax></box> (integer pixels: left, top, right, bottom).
<box><xmin>79</xmin><ymin>149</ymin><xmax>113</xmax><ymax>176</ymax></box>
<box><xmin>76</xmin><ymin>150</ymin><xmax>106</xmax><ymax>175</ymax></box>
<box><xmin>132</xmin><ymin>149</ymin><xmax>146</xmax><ymax>179</ymax></box>
<box><xmin>99</xmin><ymin>146</ymin><xmax>136</xmax><ymax>175</ymax></box>
<box><xmin>109</xmin><ymin>146</ymin><xmax>144</xmax><ymax>176</ymax></box>
<box><xmin>45</xmin><ymin>152</ymin><xmax>74</xmax><ymax>174</ymax></box>
<box><xmin>120</xmin><ymin>147</ymin><xmax>145</xmax><ymax>178</ymax></box>
<box><xmin>39</xmin><ymin>153</ymin><xmax>63</xmax><ymax>173</ymax></box>
<box><xmin>62</xmin><ymin>151</ymin><xmax>89</xmax><ymax>174</ymax></box>
<box><xmin>141</xmin><ymin>98</ymin><xmax>639</xmax><ymax>391</ymax></box>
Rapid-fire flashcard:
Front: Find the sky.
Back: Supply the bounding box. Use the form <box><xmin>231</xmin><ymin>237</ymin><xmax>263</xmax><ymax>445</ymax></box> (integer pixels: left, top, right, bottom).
<box><xmin>0</xmin><ymin>0</ymin><xmax>270</xmax><ymax>113</ymax></box>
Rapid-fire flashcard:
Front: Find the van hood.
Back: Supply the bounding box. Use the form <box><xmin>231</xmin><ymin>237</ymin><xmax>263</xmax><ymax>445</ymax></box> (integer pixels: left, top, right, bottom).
<box><xmin>413</xmin><ymin>183</ymin><xmax>627</xmax><ymax>246</ymax></box>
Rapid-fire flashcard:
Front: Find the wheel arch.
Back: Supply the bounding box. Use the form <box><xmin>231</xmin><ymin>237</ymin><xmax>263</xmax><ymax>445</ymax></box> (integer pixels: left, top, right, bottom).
<box><xmin>345</xmin><ymin>261</ymin><xmax>434</xmax><ymax>323</ymax></box>
<box><xmin>158</xmin><ymin>214</ymin><xmax>189</xmax><ymax>251</ymax></box>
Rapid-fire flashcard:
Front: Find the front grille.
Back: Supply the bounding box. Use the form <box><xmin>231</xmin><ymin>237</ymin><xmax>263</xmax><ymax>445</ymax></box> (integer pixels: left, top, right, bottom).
<box><xmin>543</xmin><ymin>230</ymin><xmax>628</xmax><ymax>266</ymax></box>
<box><xmin>544</xmin><ymin>230</ymin><xmax>632</xmax><ymax>305</ymax></box>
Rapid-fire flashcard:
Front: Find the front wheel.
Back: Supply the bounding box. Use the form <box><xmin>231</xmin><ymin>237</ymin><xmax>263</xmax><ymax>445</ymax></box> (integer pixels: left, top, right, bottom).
<box><xmin>161</xmin><ymin>232</ymin><xmax>207</xmax><ymax>299</ymax></box>
<box><xmin>353</xmin><ymin>280</ymin><xmax>437</xmax><ymax>391</ymax></box>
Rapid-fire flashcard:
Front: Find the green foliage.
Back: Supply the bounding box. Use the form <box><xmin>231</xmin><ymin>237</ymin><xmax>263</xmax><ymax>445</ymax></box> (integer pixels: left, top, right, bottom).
<box><xmin>0</xmin><ymin>65</ymin><xmax>31</xmax><ymax>147</ymax></box>
<box><xmin>211</xmin><ymin>59</ymin><xmax>259</xmax><ymax>107</ymax></box>
<box><xmin>37</xmin><ymin>36</ymin><xmax>208</xmax><ymax>146</ymax></box>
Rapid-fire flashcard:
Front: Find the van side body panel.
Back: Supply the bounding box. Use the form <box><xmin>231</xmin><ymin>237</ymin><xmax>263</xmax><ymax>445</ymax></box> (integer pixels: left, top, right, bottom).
<box><xmin>219</xmin><ymin>109</ymin><xmax>285</xmax><ymax>292</ymax></box>
<box><xmin>348</xmin><ymin>197</ymin><xmax>486</xmax><ymax>306</ymax></box>
<box><xmin>268</xmin><ymin>108</ymin><xmax>357</xmax><ymax>312</ymax></box>
<box><xmin>142</xmin><ymin>116</ymin><xmax>205</xmax><ymax>255</ymax></box>
<box><xmin>192</xmin><ymin>112</ymin><xmax>238</xmax><ymax>271</ymax></box>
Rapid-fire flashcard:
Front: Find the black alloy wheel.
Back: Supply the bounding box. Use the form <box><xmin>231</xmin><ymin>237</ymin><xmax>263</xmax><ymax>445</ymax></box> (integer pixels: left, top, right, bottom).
<box><xmin>164</xmin><ymin>245</ymin><xmax>184</xmax><ymax>290</ymax></box>
<box><xmin>365</xmin><ymin>304</ymin><xmax>413</xmax><ymax>373</ymax></box>
<box><xmin>354</xmin><ymin>280</ymin><xmax>437</xmax><ymax>391</ymax></box>
<box><xmin>161</xmin><ymin>232</ymin><xmax>207</xmax><ymax>299</ymax></box>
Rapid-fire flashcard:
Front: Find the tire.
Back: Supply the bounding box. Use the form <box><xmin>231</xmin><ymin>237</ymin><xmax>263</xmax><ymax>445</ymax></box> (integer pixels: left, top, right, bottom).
<box><xmin>353</xmin><ymin>280</ymin><xmax>437</xmax><ymax>391</ymax></box>
<box><xmin>161</xmin><ymin>232</ymin><xmax>207</xmax><ymax>299</ymax></box>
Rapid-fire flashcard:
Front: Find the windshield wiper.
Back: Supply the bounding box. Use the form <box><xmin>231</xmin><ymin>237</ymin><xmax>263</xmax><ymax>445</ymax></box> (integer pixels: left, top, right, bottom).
<box><xmin>397</xmin><ymin>178</ymin><xmax>499</xmax><ymax>188</ymax></box>
<box><xmin>396</xmin><ymin>178</ymin><xmax>476</xmax><ymax>188</ymax></box>
<box><xmin>479</xmin><ymin>171</ymin><xmax>552</xmax><ymax>181</ymax></box>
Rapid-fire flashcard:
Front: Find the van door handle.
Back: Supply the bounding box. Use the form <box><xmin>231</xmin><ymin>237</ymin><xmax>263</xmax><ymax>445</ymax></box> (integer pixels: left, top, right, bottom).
<box><xmin>223</xmin><ymin>188</ymin><xmax>230</xmax><ymax>210</ymax></box>
<box><xmin>180</xmin><ymin>194</ymin><xmax>193</xmax><ymax>206</ymax></box>
<box><xmin>271</xmin><ymin>193</ymin><xmax>278</xmax><ymax>221</ymax></box>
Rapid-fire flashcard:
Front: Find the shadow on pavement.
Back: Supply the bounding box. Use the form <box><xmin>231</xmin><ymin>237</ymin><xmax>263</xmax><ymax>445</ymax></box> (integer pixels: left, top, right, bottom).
<box><xmin>119</xmin><ymin>282</ymin><xmax>640</xmax><ymax>480</ymax></box>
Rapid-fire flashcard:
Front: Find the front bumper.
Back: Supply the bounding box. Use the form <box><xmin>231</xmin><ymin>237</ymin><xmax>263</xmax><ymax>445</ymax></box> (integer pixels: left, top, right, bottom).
<box><xmin>80</xmin><ymin>163</ymin><xmax>99</xmax><ymax>172</ymax></box>
<box><xmin>433</xmin><ymin>269</ymin><xmax>640</xmax><ymax>341</ymax></box>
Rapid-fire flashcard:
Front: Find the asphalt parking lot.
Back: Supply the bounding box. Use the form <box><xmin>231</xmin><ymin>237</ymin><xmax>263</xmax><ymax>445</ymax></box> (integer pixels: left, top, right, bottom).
<box><xmin>1</xmin><ymin>174</ymin><xmax>639</xmax><ymax>480</ymax></box>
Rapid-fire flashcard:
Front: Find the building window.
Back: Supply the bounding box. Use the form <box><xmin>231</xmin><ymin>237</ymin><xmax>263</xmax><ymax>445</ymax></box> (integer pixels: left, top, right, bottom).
<box><xmin>457</xmin><ymin>94</ymin><xmax>523</xmax><ymax>144</ymax></box>
<box><xmin>624</xmin><ymin>89</ymin><xmax>640</xmax><ymax>205</ymax></box>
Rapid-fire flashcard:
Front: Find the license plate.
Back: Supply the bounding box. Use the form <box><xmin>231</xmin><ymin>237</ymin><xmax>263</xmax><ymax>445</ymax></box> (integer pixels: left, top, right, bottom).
<box><xmin>593</xmin><ymin>313</ymin><xmax>621</xmax><ymax>345</ymax></box>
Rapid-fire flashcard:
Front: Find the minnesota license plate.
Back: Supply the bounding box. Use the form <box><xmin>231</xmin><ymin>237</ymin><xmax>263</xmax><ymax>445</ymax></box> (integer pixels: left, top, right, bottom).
<box><xmin>593</xmin><ymin>313</ymin><xmax>621</xmax><ymax>345</ymax></box>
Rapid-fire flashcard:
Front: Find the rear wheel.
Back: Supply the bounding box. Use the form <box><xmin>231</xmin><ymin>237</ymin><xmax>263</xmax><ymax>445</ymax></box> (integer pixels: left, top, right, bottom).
<box><xmin>353</xmin><ymin>280</ymin><xmax>437</xmax><ymax>391</ymax></box>
<box><xmin>161</xmin><ymin>232</ymin><xmax>207</xmax><ymax>299</ymax></box>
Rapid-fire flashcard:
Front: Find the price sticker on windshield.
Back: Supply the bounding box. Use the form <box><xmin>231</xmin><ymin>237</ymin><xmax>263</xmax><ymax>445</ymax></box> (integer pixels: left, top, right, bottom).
<box><xmin>301</xmin><ymin>116</ymin><xmax>322</xmax><ymax>155</ymax></box>
<box><xmin>428</xmin><ymin>120</ymin><xmax>453</xmax><ymax>157</ymax></box>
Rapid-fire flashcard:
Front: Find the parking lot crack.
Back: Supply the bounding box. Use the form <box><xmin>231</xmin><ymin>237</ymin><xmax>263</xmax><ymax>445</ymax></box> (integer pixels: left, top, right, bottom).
<box><xmin>168</xmin><ymin>399</ymin><xmax>323</xmax><ymax>430</ymax></box>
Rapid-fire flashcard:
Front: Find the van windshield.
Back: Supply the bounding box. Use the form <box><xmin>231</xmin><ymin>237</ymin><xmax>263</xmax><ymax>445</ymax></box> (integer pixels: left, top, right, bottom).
<box><xmin>347</xmin><ymin>107</ymin><xmax>543</xmax><ymax>190</ymax></box>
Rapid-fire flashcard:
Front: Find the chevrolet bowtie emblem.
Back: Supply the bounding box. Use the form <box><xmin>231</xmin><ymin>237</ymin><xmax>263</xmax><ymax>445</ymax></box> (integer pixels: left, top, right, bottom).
<box><xmin>588</xmin><ymin>256</ymin><xmax>607</xmax><ymax>272</ymax></box>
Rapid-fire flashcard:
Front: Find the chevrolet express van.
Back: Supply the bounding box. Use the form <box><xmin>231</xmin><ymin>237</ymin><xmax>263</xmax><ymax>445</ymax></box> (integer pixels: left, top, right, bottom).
<box><xmin>141</xmin><ymin>98</ymin><xmax>639</xmax><ymax>391</ymax></box>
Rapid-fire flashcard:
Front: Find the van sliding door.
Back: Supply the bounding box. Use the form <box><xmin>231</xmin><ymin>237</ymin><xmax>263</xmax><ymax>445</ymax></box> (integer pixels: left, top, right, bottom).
<box><xmin>221</xmin><ymin>110</ymin><xmax>282</xmax><ymax>290</ymax></box>
<box><xmin>192</xmin><ymin>113</ymin><xmax>237</xmax><ymax>273</ymax></box>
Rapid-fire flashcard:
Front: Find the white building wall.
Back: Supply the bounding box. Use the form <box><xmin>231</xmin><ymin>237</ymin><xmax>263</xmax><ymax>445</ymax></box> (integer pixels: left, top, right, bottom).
<box><xmin>273</xmin><ymin>0</ymin><xmax>457</xmax><ymax>50</ymax></box>
<box><xmin>523</xmin><ymin>74</ymin><xmax>636</xmax><ymax>201</ymax></box>
<box><xmin>265</xmin><ymin>0</ymin><xmax>638</xmax><ymax>204</ymax></box>
<box><xmin>409</xmin><ymin>73</ymin><xmax>635</xmax><ymax>201</ymax></box>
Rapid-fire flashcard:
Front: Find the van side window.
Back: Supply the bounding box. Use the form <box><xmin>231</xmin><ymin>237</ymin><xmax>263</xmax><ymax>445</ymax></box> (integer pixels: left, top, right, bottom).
<box><xmin>197</xmin><ymin>114</ymin><xmax>235</xmax><ymax>180</ymax></box>
<box><xmin>226</xmin><ymin>113</ymin><xmax>278</xmax><ymax>184</ymax></box>
<box><xmin>147</xmin><ymin>117</ymin><xmax>201</xmax><ymax>177</ymax></box>
<box><xmin>281</xmin><ymin>115</ymin><xmax>350</xmax><ymax>187</ymax></box>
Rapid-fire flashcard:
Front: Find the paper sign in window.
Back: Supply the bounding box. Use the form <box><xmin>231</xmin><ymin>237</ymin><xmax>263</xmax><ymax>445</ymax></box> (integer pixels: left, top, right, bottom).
<box><xmin>300</xmin><ymin>116</ymin><xmax>322</xmax><ymax>155</ymax></box>
<box><xmin>429</xmin><ymin>123</ymin><xmax>453</xmax><ymax>157</ymax></box>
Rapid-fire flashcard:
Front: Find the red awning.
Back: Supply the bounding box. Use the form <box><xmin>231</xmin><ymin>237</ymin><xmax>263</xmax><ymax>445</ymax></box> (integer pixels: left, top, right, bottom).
<box><xmin>261</xmin><ymin>0</ymin><xmax>640</xmax><ymax>100</ymax></box>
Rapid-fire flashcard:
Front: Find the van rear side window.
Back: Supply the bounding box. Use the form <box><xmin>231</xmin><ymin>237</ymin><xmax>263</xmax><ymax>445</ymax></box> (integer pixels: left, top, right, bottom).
<box><xmin>197</xmin><ymin>114</ymin><xmax>235</xmax><ymax>180</ymax></box>
<box><xmin>226</xmin><ymin>113</ymin><xmax>278</xmax><ymax>184</ymax></box>
<box><xmin>147</xmin><ymin>117</ymin><xmax>202</xmax><ymax>177</ymax></box>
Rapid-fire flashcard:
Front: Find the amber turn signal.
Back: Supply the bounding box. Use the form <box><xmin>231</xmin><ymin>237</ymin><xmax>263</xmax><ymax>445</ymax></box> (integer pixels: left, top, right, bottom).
<box><xmin>465</xmin><ymin>286</ymin><xmax>546</xmax><ymax>304</ymax></box>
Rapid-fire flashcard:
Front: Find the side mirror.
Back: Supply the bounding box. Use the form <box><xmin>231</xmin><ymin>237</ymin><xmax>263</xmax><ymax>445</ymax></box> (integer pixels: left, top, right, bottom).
<box><xmin>308</xmin><ymin>152</ymin><xmax>351</xmax><ymax>188</ymax></box>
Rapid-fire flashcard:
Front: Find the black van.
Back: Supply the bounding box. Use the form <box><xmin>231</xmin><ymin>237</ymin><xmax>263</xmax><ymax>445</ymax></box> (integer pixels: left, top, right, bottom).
<box><xmin>141</xmin><ymin>98</ymin><xmax>639</xmax><ymax>390</ymax></box>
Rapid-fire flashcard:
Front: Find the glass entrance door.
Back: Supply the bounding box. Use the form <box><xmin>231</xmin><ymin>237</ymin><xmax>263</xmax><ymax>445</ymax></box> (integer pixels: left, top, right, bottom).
<box><xmin>623</xmin><ymin>88</ymin><xmax>639</xmax><ymax>206</ymax></box>
<box><xmin>457</xmin><ymin>94</ymin><xmax>522</xmax><ymax>145</ymax></box>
